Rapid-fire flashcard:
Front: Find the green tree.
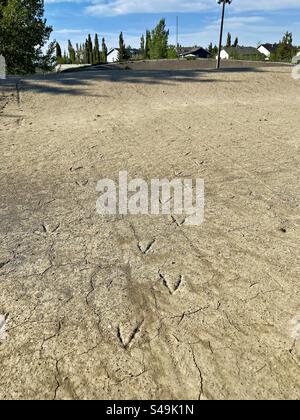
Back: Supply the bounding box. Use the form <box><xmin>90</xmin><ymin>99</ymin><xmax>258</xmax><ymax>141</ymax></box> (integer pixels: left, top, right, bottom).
<box><xmin>68</xmin><ymin>40</ymin><xmax>76</xmax><ymax>64</ymax></box>
<box><xmin>150</xmin><ymin>19</ymin><xmax>169</xmax><ymax>60</ymax></box>
<box><xmin>85</xmin><ymin>34</ymin><xmax>93</xmax><ymax>64</ymax></box>
<box><xmin>274</xmin><ymin>32</ymin><xmax>297</xmax><ymax>62</ymax></box>
<box><xmin>140</xmin><ymin>34</ymin><xmax>145</xmax><ymax>57</ymax></box>
<box><xmin>0</xmin><ymin>0</ymin><xmax>52</xmax><ymax>74</ymax></box>
<box><xmin>226</xmin><ymin>32</ymin><xmax>232</xmax><ymax>48</ymax></box>
<box><xmin>75</xmin><ymin>43</ymin><xmax>83</xmax><ymax>63</ymax></box>
<box><xmin>37</xmin><ymin>40</ymin><xmax>56</xmax><ymax>71</ymax></box>
<box><xmin>118</xmin><ymin>32</ymin><xmax>126</xmax><ymax>62</ymax></box>
<box><xmin>208</xmin><ymin>42</ymin><xmax>213</xmax><ymax>54</ymax></box>
<box><xmin>283</xmin><ymin>31</ymin><xmax>293</xmax><ymax>46</ymax></box>
<box><xmin>145</xmin><ymin>30</ymin><xmax>152</xmax><ymax>59</ymax></box>
<box><xmin>167</xmin><ymin>45</ymin><xmax>178</xmax><ymax>59</ymax></box>
<box><xmin>56</xmin><ymin>42</ymin><xmax>63</xmax><ymax>64</ymax></box>
<box><xmin>63</xmin><ymin>50</ymin><xmax>68</xmax><ymax>64</ymax></box>
<box><xmin>94</xmin><ymin>34</ymin><xmax>100</xmax><ymax>64</ymax></box>
<box><xmin>101</xmin><ymin>37</ymin><xmax>108</xmax><ymax>63</ymax></box>
<box><xmin>212</xmin><ymin>45</ymin><xmax>219</xmax><ymax>56</ymax></box>
<box><xmin>233</xmin><ymin>37</ymin><xmax>239</xmax><ymax>48</ymax></box>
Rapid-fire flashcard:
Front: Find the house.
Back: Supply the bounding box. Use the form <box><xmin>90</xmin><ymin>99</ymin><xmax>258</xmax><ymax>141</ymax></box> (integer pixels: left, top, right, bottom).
<box><xmin>217</xmin><ymin>47</ymin><xmax>263</xmax><ymax>61</ymax></box>
<box><xmin>107</xmin><ymin>48</ymin><xmax>119</xmax><ymax>63</ymax></box>
<box><xmin>127</xmin><ymin>48</ymin><xmax>140</xmax><ymax>59</ymax></box>
<box><xmin>292</xmin><ymin>51</ymin><xmax>300</xmax><ymax>64</ymax></box>
<box><xmin>257</xmin><ymin>43</ymin><xmax>279</xmax><ymax>59</ymax></box>
<box><xmin>178</xmin><ymin>47</ymin><xmax>193</xmax><ymax>55</ymax></box>
<box><xmin>180</xmin><ymin>47</ymin><xmax>211</xmax><ymax>59</ymax></box>
<box><xmin>218</xmin><ymin>49</ymin><xmax>230</xmax><ymax>60</ymax></box>
<box><xmin>0</xmin><ymin>55</ymin><xmax>6</xmax><ymax>80</ymax></box>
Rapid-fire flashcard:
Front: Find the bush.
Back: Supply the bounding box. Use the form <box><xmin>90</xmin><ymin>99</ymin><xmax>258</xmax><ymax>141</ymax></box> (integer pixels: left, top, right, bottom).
<box><xmin>167</xmin><ymin>46</ymin><xmax>178</xmax><ymax>59</ymax></box>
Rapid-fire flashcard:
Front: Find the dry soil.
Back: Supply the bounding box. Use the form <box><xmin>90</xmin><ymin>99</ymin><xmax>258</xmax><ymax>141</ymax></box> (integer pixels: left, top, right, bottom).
<box><xmin>0</xmin><ymin>64</ymin><xmax>300</xmax><ymax>400</ymax></box>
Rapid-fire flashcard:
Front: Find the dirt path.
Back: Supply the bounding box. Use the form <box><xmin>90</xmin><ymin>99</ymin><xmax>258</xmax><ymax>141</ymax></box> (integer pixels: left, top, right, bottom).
<box><xmin>0</xmin><ymin>66</ymin><xmax>300</xmax><ymax>400</ymax></box>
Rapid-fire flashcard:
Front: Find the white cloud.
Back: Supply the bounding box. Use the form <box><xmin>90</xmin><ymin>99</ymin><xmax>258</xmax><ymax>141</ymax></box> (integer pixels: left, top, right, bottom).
<box><xmin>233</xmin><ymin>0</ymin><xmax>300</xmax><ymax>12</ymax></box>
<box><xmin>54</xmin><ymin>29</ymin><xmax>87</xmax><ymax>34</ymax></box>
<box><xmin>46</xmin><ymin>0</ymin><xmax>89</xmax><ymax>3</ymax></box>
<box><xmin>45</xmin><ymin>0</ymin><xmax>300</xmax><ymax>14</ymax></box>
<box><xmin>86</xmin><ymin>0</ymin><xmax>209</xmax><ymax>16</ymax></box>
<box><xmin>84</xmin><ymin>0</ymin><xmax>300</xmax><ymax>17</ymax></box>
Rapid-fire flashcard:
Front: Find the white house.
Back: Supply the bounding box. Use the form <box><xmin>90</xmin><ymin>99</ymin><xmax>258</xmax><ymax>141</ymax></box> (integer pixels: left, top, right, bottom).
<box><xmin>0</xmin><ymin>55</ymin><xmax>6</xmax><ymax>80</ymax></box>
<box><xmin>107</xmin><ymin>48</ymin><xmax>119</xmax><ymax>63</ymax></box>
<box><xmin>218</xmin><ymin>49</ymin><xmax>230</xmax><ymax>60</ymax></box>
<box><xmin>217</xmin><ymin>47</ymin><xmax>261</xmax><ymax>61</ymax></box>
<box><xmin>257</xmin><ymin>43</ymin><xmax>278</xmax><ymax>59</ymax></box>
<box><xmin>292</xmin><ymin>51</ymin><xmax>300</xmax><ymax>64</ymax></box>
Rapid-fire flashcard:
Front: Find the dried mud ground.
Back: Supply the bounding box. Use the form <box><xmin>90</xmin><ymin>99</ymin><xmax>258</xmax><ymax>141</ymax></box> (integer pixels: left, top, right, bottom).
<box><xmin>0</xmin><ymin>66</ymin><xmax>300</xmax><ymax>400</ymax></box>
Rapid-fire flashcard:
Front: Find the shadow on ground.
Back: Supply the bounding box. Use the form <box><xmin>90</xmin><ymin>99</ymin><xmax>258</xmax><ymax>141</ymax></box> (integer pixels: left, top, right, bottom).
<box><xmin>0</xmin><ymin>61</ymin><xmax>277</xmax><ymax>97</ymax></box>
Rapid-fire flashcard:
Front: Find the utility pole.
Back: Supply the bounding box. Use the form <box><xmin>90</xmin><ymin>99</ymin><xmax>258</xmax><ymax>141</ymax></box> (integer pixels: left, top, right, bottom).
<box><xmin>216</xmin><ymin>0</ymin><xmax>232</xmax><ymax>69</ymax></box>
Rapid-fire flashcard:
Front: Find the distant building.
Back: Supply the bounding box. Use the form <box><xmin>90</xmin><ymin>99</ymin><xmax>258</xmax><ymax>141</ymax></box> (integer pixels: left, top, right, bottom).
<box><xmin>292</xmin><ymin>51</ymin><xmax>300</xmax><ymax>64</ymax></box>
<box><xmin>107</xmin><ymin>47</ymin><xmax>142</xmax><ymax>63</ymax></box>
<box><xmin>219</xmin><ymin>49</ymin><xmax>230</xmax><ymax>60</ymax></box>
<box><xmin>257</xmin><ymin>43</ymin><xmax>279</xmax><ymax>59</ymax></box>
<box><xmin>217</xmin><ymin>47</ymin><xmax>262</xmax><ymax>61</ymax></box>
<box><xmin>107</xmin><ymin>48</ymin><xmax>119</xmax><ymax>63</ymax></box>
<box><xmin>180</xmin><ymin>47</ymin><xmax>211</xmax><ymax>59</ymax></box>
<box><xmin>127</xmin><ymin>48</ymin><xmax>140</xmax><ymax>59</ymax></box>
<box><xmin>178</xmin><ymin>47</ymin><xmax>193</xmax><ymax>55</ymax></box>
<box><xmin>0</xmin><ymin>55</ymin><xmax>6</xmax><ymax>80</ymax></box>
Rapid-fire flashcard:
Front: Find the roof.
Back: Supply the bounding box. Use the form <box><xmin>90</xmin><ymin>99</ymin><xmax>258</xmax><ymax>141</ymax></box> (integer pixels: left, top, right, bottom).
<box><xmin>107</xmin><ymin>48</ymin><xmax>140</xmax><ymax>56</ymax></box>
<box><xmin>178</xmin><ymin>47</ymin><xmax>195</xmax><ymax>54</ymax></box>
<box><xmin>223</xmin><ymin>46</ymin><xmax>260</xmax><ymax>56</ymax></box>
<box><xmin>107</xmin><ymin>48</ymin><xmax>119</xmax><ymax>55</ymax></box>
<box><xmin>127</xmin><ymin>48</ymin><xmax>140</xmax><ymax>54</ymax></box>
<box><xmin>180</xmin><ymin>47</ymin><xmax>211</xmax><ymax>56</ymax></box>
<box><xmin>258</xmin><ymin>43</ymin><xmax>279</xmax><ymax>53</ymax></box>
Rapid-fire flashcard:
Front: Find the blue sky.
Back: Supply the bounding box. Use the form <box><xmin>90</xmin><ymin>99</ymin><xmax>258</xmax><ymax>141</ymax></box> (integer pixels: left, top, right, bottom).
<box><xmin>45</xmin><ymin>0</ymin><xmax>300</xmax><ymax>51</ymax></box>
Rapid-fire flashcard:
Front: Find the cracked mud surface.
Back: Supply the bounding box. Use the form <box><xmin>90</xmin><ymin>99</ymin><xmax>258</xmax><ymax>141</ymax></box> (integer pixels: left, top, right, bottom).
<box><xmin>0</xmin><ymin>67</ymin><xmax>300</xmax><ymax>400</ymax></box>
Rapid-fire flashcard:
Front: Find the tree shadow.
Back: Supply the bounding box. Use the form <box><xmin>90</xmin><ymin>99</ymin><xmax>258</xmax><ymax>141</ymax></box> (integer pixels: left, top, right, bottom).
<box><xmin>1</xmin><ymin>61</ymin><xmax>272</xmax><ymax>97</ymax></box>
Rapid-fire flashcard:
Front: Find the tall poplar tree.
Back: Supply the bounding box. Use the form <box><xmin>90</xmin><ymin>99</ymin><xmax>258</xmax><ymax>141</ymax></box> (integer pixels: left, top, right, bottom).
<box><xmin>145</xmin><ymin>30</ymin><xmax>152</xmax><ymax>59</ymax></box>
<box><xmin>68</xmin><ymin>40</ymin><xmax>76</xmax><ymax>64</ymax></box>
<box><xmin>140</xmin><ymin>34</ymin><xmax>145</xmax><ymax>57</ymax></box>
<box><xmin>102</xmin><ymin>37</ymin><xmax>108</xmax><ymax>63</ymax></box>
<box><xmin>94</xmin><ymin>34</ymin><xmax>100</xmax><ymax>64</ymax></box>
<box><xmin>118</xmin><ymin>32</ymin><xmax>126</xmax><ymax>62</ymax></box>
<box><xmin>56</xmin><ymin>42</ymin><xmax>62</xmax><ymax>63</ymax></box>
<box><xmin>85</xmin><ymin>34</ymin><xmax>93</xmax><ymax>64</ymax></box>
<box><xmin>226</xmin><ymin>32</ymin><xmax>232</xmax><ymax>48</ymax></box>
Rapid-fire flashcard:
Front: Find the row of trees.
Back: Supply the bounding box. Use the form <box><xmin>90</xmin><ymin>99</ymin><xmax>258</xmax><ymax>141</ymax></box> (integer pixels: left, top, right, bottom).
<box><xmin>225</xmin><ymin>33</ymin><xmax>239</xmax><ymax>48</ymax></box>
<box><xmin>207</xmin><ymin>33</ymin><xmax>239</xmax><ymax>56</ymax></box>
<box><xmin>56</xmin><ymin>34</ymin><xmax>108</xmax><ymax>65</ymax></box>
<box><xmin>59</xmin><ymin>19</ymin><xmax>177</xmax><ymax>65</ymax></box>
<box><xmin>0</xmin><ymin>0</ymin><xmax>54</xmax><ymax>74</ymax></box>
